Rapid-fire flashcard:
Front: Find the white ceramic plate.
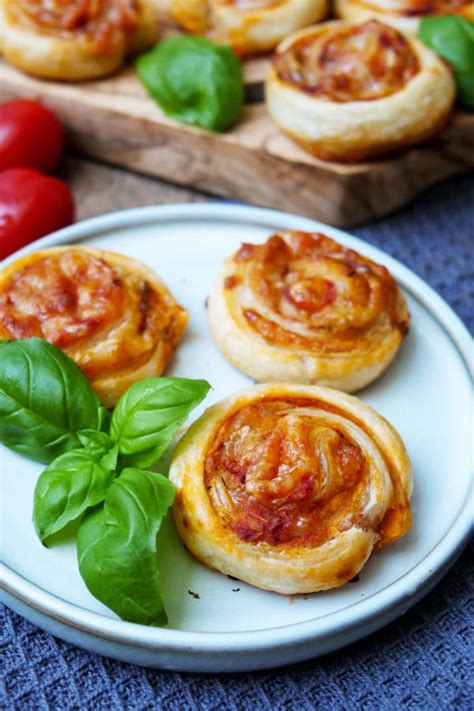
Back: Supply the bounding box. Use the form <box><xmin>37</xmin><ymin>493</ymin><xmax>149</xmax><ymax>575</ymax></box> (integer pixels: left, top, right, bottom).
<box><xmin>1</xmin><ymin>204</ymin><xmax>472</xmax><ymax>672</ymax></box>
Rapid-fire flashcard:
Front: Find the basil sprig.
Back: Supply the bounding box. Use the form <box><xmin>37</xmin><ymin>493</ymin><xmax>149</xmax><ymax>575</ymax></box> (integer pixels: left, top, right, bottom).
<box><xmin>136</xmin><ymin>35</ymin><xmax>244</xmax><ymax>132</ymax></box>
<box><xmin>0</xmin><ymin>338</ymin><xmax>210</xmax><ymax>625</ymax></box>
<box><xmin>419</xmin><ymin>16</ymin><xmax>474</xmax><ymax>109</ymax></box>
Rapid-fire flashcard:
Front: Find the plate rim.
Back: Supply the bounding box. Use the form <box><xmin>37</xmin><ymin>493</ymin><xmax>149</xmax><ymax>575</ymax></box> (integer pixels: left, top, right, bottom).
<box><xmin>1</xmin><ymin>202</ymin><xmax>472</xmax><ymax>660</ymax></box>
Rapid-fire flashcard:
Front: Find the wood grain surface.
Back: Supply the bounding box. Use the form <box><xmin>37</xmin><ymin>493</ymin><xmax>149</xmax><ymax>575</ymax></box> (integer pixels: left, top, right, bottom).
<box><xmin>58</xmin><ymin>157</ymin><xmax>210</xmax><ymax>222</ymax></box>
<box><xmin>1</xmin><ymin>59</ymin><xmax>473</xmax><ymax>227</ymax></box>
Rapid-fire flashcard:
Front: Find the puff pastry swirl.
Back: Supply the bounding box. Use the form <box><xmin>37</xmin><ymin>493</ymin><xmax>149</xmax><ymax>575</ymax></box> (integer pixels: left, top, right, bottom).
<box><xmin>334</xmin><ymin>0</ymin><xmax>474</xmax><ymax>35</ymax></box>
<box><xmin>0</xmin><ymin>0</ymin><xmax>158</xmax><ymax>80</ymax></box>
<box><xmin>168</xmin><ymin>0</ymin><xmax>328</xmax><ymax>56</ymax></box>
<box><xmin>169</xmin><ymin>383</ymin><xmax>412</xmax><ymax>594</ymax></box>
<box><xmin>0</xmin><ymin>247</ymin><xmax>188</xmax><ymax>408</ymax></box>
<box><xmin>266</xmin><ymin>19</ymin><xmax>455</xmax><ymax>161</ymax></box>
<box><xmin>208</xmin><ymin>230</ymin><xmax>409</xmax><ymax>392</ymax></box>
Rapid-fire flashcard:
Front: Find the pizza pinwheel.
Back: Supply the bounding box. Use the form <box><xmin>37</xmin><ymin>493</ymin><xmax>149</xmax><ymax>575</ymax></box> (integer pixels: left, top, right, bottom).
<box><xmin>208</xmin><ymin>230</ymin><xmax>409</xmax><ymax>392</ymax></box>
<box><xmin>266</xmin><ymin>19</ymin><xmax>455</xmax><ymax>161</ymax></box>
<box><xmin>0</xmin><ymin>247</ymin><xmax>188</xmax><ymax>407</ymax></box>
<box><xmin>169</xmin><ymin>383</ymin><xmax>412</xmax><ymax>594</ymax></box>
<box><xmin>0</xmin><ymin>0</ymin><xmax>158</xmax><ymax>80</ymax></box>
<box><xmin>168</xmin><ymin>0</ymin><xmax>328</xmax><ymax>56</ymax></box>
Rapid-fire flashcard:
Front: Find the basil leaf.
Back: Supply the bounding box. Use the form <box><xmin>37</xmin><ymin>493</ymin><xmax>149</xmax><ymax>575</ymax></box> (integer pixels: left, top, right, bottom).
<box><xmin>77</xmin><ymin>468</ymin><xmax>175</xmax><ymax>626</ymax></box>
<box><xmin>419</xmin><ymin>16</ymin><xmax>474</xmax><ymax>108</ymax></box>
<box><xmin>33</xmin><ymin>450</ymin><xmax>116</xmax><ymax>543</ymax></box>
<box><xmin>136</xmin><ymin>36</ymin><xmax>244</xmax><ymax>131</ymax></box>
<box><xmin>110</xmin><ymin>377</ymin><xmax>210</xmax><ymax>468</ymax></box>
<box><xmin>0</xmin><ymin>339</ymin><xmax>107</xmax><ymax>463</ymax></box>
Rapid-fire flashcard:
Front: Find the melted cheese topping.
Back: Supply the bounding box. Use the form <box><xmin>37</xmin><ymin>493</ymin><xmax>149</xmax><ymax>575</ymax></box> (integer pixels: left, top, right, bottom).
<box><xmin>16</xmin><ymin>0</ymin><xmax>139</xmax><ymax>51</ymax></box>
<box><xmin>0</xmin><ymin>250</ymin><xmax>186</xmax><ymax>381</ymax></box>
<box><xmin>205</xmin><ymin>397</ymin><xmax>410</xmax><ymax>548</ymax></box>
<box><xmin>225</xmin><ymin>230</ymin><xmax>408</xmax><ymax>356</ymax></box>
<box><xmin>274</xmin><ymin>19</ymin><xmax>419</xmax><ymax>102</ymax></box>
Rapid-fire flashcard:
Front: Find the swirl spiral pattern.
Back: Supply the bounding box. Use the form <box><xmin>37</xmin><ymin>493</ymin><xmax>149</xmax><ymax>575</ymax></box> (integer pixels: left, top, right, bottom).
<box><xmin>266</xmin><ymin>20</ymin><xmax>455</xmax><ymax>161</ymax></box>
<box><xmin>0</xmin><ymin>247</ymin><xmax>188</xmax><ymax>407</ymax></box>
<box><xmin>209</xmin><ymin>230</ymin><xmax>410</xmax><ymax>392</ymax></box>
<box><xmin>170</xmin><ymin>383</ymin><xmax>412</xmax><ymax>594</ymax></box>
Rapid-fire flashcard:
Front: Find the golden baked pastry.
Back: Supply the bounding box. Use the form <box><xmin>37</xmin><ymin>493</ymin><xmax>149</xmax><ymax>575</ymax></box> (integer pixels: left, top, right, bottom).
<box><xmin>334</xmin><ymin>0</ymin><xmax>474</xmax><ymax>35</ymax></box>
<box><xmin>0</xmin><ymin>0</ymin><xmax>158</xmax><ymax>81</ymax></box>
<box><xmin>168</xmin><ymin>0</ymin><xmax>328</xmax><ymax>56</ymax></box>
<box><xmin>169</xmin><ymin>383</ymin><xmax>412</xmax><ymax>594</ymax></box>
<box><xmin>0</xmin><ymin>247</ymin><xmax>188</xmax><ymax>408</ymax></box>
<box><xmin>208</xmin><ymin>230</ymin><xmax>409</xmax><ymax>392</ymax></box>
<box><xmin>266</xmin><ymin>19</ymin><xmax>455</xmax><ymax>162</ymax></box>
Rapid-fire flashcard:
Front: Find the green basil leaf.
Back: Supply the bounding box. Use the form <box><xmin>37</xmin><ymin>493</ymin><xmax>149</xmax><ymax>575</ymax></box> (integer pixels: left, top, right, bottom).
<box><xmin>419</xmin><ymin>16</ymin><xmax>474</xmax><ymax>108</ymax></box>
<box><xmin>0</xmin><ymin>338</ymin><xmax>107</xmax><ymax>463</ymax></box>
<box><xmin>77</xmin><ymin>467</ymin><xmax>175</xmax><ymax>626</ymax></box>
<box><xmin>136</xmin><ymin>36</ymin><xmax>244</xmax><ymax>131</ymax></box>
<box><xmin>110</xmin><ymin>377</ymin><xmax>210</xmax><ymax>468</ymax></box>
<box><xmin>33</xmin><ymin>450</ymin><xmax>116</xmax><ymax>543</ymax></box>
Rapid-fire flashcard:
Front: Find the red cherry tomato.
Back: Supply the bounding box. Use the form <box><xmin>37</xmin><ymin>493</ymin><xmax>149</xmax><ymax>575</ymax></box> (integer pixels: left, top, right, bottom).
<box><xmin>0</xmin><ymin>99</ymin><xmax>65</xmax><ymax>173</ymax></box>
<box><xmin>0</xmin><ymin>168</ymin><xmax>75</xmax><ymax>259</ymax></box>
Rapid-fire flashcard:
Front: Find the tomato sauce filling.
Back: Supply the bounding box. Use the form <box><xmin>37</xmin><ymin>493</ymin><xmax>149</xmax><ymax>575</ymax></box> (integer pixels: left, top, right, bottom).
<box><xmin>232</xmin><ymin>230</ymin><xmax>407</xmax><ymax>352</ymax></box>
<box><xmin>0</xmin><ymin>250</ymin><xmax>188</xmax><ymax>385</ymax></box>
<box><xmin>0</xmin><ymin>251</ymin><xmax>126</xmax><ymax>348</ymax></box>
<box><xmin>205</xmin><ymin>398</ymin><xmax>368</xmax><ymax>546</ymax></box>
<box><xmin>274</xmin><ymin>20</ymin><xmax>419</xmax><ymax>102</ymax></box>
<box><xmin>18</xmin><ymin>0</ymin><xmax>139</xmax><ymax>51</ymax></box>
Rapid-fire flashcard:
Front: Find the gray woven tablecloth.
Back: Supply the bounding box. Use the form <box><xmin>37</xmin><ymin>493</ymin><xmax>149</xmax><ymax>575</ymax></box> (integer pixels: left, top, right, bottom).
<box><xmin>1</xmin><ymin>172</ymin><xmax>473</xmax><ymax>710</ymax></box>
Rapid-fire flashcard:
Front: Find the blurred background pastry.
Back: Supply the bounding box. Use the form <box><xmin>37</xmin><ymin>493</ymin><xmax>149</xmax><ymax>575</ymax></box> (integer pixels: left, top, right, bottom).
<box><xmin>0</xmin><ymin>0</ymin><xmax>159</xmax><ymax>80</ymax></box>
<box><xmin>266</xmin><ymin>19</ymin><xmax>455</xmax><ymax>161</ymax></box>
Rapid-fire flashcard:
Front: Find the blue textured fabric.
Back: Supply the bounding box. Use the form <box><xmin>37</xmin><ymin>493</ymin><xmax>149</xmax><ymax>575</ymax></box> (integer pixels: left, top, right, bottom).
<box><xmin>1</xmin><ymin>173</ymin><xmax>473</xmax><ymax>710</ymax></box>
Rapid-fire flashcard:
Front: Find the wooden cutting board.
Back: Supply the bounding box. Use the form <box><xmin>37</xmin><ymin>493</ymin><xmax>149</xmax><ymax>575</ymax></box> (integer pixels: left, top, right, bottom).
<box><xmin>0</xmin><ymin>58</ymin><xmax>472</xmax><ymax>227</ymax></box>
